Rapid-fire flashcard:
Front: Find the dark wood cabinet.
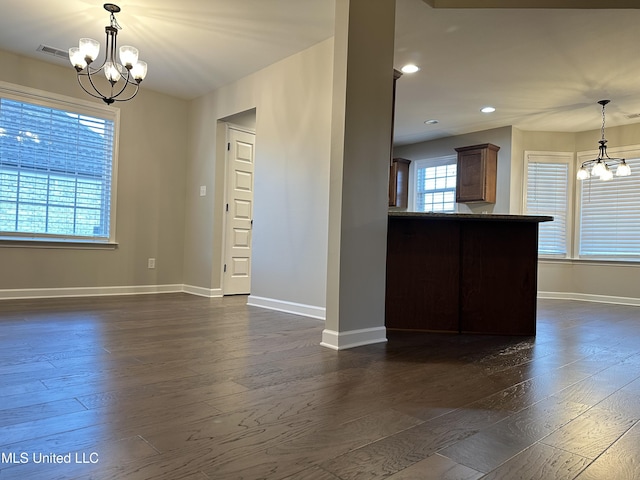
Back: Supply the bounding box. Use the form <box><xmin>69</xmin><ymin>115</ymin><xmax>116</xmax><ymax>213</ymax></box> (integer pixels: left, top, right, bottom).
<box><xmin>389</xmin><ymin>158</ymin><xmax>411</xmax><ymax>208</ymax></box>
<box><xmin>455</xmin><ymin>143</ymin><xmax>500</xmax><ymax>203</ymax></box>
<box><xmin>386</xmin><ymin>216</ymin><xmax>460</xmax><ymax>332</ymax></box>
<box><xmin>385</xmin><ymin>212</ymin><xmax>552</xmax><ymax>336</ymax></box>
<box><xmin>388</xmin><ymin>69</ymin><xmax>407</xmax><ymax>208</ymax></box>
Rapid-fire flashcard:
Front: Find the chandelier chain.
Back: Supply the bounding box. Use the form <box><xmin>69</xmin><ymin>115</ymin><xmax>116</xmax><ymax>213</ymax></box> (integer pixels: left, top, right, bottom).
<box><xmin>601</xmin><ymin>103</ymin><xmax>606</xmax><ymax>141</ymax></box>
<box><xmin>110</xmin><ymin>12</ymin><xmax>122</xmax><ymax>31</ymax></box>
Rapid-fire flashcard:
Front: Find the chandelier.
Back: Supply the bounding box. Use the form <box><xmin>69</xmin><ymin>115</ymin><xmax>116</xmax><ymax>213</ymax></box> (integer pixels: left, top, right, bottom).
<box><xmin>577</xmin><ymin>100</ymin><xmax>631</xmax><ymax>181</ymax></box>
<box><xmin>68</xmin><ymin>3</ymin><xmax>147</xmax><ymax>105</ymax></box>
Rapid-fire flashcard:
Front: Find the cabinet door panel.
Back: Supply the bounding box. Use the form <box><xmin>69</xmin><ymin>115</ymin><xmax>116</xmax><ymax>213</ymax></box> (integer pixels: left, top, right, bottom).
<box><xmin>457</xmin><ymin>150</ymin><xmax>485</xmax><ymax>202</ymax></box>
<box><xmin>386</xmin><ymin>217</ymin><xmax>460</xmax><ymax>332</ymax></box>
<box><xmin>459</xmin><ymin>221</ymin><xmax>538</xmax><ymax>335</ymax></box>
<box><xmin>455</xmin><ymin>143</ymin><xmax>499</xmax><ymax>203</ymax></box>
<box><xmin>389</xmin><ymin>158</ymin><xmax>410</xmax><ymax>208</ymax></box>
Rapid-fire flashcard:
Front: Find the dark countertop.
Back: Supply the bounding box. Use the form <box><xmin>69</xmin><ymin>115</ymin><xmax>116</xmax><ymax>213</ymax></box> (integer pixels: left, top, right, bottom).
<box><xmin>388</xmin><ymin>211</ymin><xmax>553</xmax><ymax>223</ymax></box>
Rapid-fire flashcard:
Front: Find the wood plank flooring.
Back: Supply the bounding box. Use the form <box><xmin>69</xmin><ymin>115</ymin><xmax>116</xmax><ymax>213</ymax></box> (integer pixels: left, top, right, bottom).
<box><xmin>0</xmin><ymin>294</ymin><xmax>639</xmax><ymax>479</ymax></box>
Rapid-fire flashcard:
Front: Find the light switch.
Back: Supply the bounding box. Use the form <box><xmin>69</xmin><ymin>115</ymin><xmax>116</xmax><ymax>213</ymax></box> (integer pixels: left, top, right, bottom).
<box><xmin>200</xmin><ymin>186</ymin><xmax>206</xmax><ymax>196</ymax></box>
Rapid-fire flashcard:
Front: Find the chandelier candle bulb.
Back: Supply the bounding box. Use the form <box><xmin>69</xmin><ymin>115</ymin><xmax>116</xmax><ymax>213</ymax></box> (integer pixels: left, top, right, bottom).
<box><xmin>79</xmin><ymin>38</ymin><xmax>100</xmax><ymax>63</ymax></box>
<box><xmin>591</xmin><ymin>160</ymin><xmax>605</xmax><ymax>177</ymax></box>
<box><xmin>131</xmin><ymin>61</ymin><xmax>147</xmax><ymax>83</ymax></box>
<box><xmin>577</xmin><ymin>166</ymin><xmax>590</xmax><ymax>180</ymax></box>
<box><xmin>119</xmin><ymin>46</ymin><xmax>139</xmax><ymax>68</ymax></box>
<box><xmin>68</xmin><ymin>47</ymin><xmax>87</xmax><ymax>70</ymax></box>
<box><xmin>616</xmin><ymin>161</ymin><xmax>631</xmax><ymax>177</ymax></box>
<box><xmin>103</xmin><ymin>62</ymin><xmax>121</xmax><ymax>83</ymax></box>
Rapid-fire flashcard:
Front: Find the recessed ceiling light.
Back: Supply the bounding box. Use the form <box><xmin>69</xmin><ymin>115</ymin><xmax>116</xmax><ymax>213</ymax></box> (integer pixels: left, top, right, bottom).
<box><xmin>424</xmin><ymin>119</ymin><xmax>439</xmax><ymax>125</ymax></box>
<box><xmin>401</xmin><ymin>64</ymin><xmax>420</xmax><ymax>74</ymax></box>
<box><xmin>481</xmin><ymin>106</ymin><xmax>496</xmax><ymax>113</ymax></box>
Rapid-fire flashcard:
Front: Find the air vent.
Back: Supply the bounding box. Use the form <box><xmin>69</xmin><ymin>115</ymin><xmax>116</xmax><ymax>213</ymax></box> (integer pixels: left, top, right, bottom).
<box><xmin>625</xmin><ymin>113</ymin><xmax>640</xmax><ymax>120</ymax></box>
<box><xmin>37</xmin><ymin>44</ymin><xmax>69</xmax><ymax>60</ymax></box>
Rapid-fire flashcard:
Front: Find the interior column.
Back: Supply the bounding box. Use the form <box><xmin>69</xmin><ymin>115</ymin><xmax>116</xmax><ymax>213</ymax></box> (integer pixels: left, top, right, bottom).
<box><xmin>323</xmin><ymin>0</ymin><xmax>397</xmax><ymax>350</ymax></box>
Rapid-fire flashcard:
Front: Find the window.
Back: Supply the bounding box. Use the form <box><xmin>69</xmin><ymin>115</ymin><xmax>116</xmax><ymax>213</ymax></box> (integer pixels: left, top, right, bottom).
<box><xmin>524</xmin><ymin>152</ymin><xmax>573</xmax><ymax>257</ymax></box>
<box><xmin>578</xmin><ymin>148</ymin><xmax>640</xmax><ymax>260</ymax></box>
<box><xmin>0</xmin><ymin>82</ymin><xmax>118</xmax><ymax>243</ymax></box>
<box><xmin>413</xmin><ymin>156</ymin><xmax>457</xmax><ymax>212</ymax></box>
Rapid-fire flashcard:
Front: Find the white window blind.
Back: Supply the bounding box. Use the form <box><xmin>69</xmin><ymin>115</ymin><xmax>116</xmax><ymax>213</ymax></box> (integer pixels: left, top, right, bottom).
<box><xmin>415</xmin><ymin>159</ymin><xmax>457</xmax><ymax>213</ymax></box>
<box><xmin>579</xmin><ymin>156</ymin><xmax>640</xmax><ymax>259</ymax></box>
<box><xmin>524</xmin><ymin>152</ymin><xmax>572</xmax><ymax>257</ymax></box>
<box><xmin>0</xmin><ymin>91</ymin><xmax>115</xmax><ymax>242</ymax></box>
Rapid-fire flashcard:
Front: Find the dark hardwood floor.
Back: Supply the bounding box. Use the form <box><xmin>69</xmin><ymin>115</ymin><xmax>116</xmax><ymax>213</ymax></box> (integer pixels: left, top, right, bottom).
<box><xmin>0</xmin><ymin>294</ymin><xmax>639</xmax><ymax>479</ymax></box>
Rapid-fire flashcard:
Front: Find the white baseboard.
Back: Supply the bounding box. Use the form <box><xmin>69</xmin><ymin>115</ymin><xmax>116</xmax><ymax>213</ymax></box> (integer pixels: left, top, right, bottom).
<box><xmin>538</xmin><ymin>291</ymin><xmax>640</xmax><ymax>307</ymax></box>
<box><xmin>182</xmin><ymin>285</ymin><xmax>223</xmax><ymax>298</ymax></box>
<box><xmin>320</xmin><ymin>327</ymin><xmax>388</xmax><ymax>350</ymax></box>
<box><xmin>0</xmin><ymin>284</ymin><xmax>183</xmax><ymax>300</ymax></box>
<box><xmin>246</xmin><ymin>295</ymin><xmax>326</xmax><ymax>320</ymax></box>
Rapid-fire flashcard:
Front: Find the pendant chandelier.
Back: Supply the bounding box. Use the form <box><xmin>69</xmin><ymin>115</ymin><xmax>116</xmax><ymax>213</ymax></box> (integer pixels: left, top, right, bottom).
<box><xmin>577</xmin><ymin>100</ymin><xmax>631</xmax><ymax>181</ymax></box>
<box><xmin>69</xmin><ymin>3</ymin><xmax>147</xmax><ymax>105</ymax></box>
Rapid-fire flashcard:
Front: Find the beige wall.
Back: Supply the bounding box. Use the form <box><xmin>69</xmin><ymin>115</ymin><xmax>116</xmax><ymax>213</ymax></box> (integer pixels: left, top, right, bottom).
<box><xmin>184</xmin><ymin>39</ymin><xmax>333</xmax><ymax>308</ymax></box>
<box><xmin>0</xmin><ymin>39</ymin><xmax>334</xmax><ymax>310</ymax></box>
<box><xmin>2</xmin><ymin>44</ymin><xmax>638</xmax><ymax>307</ymax></box>
<box><xmin>0</xmin><ymin>50</ymin><xmax>188</xmax><ymax>293</ymax></box>
<box><xmin>538</xmin><ymin>260</ymin><xmax>640</xmax><ymax>304</ymax></box>
<box><xmin>576</xmin><ymin>122</ymin><xmax>640</xmax><ymax>152</ymax></box>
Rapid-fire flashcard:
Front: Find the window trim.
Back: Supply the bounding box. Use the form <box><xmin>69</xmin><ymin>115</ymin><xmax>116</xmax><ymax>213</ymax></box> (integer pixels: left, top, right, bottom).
<box><xmin>523</xmin><ymin>151</ymin><xmax>574</xmax><ymax>259</ymax></box>
<box><xmin>409</xmin><ymin>154</ymin><xmax>458</xmax><ymax>213</ymax></box>
<box><xmin>0</xmin><ymin>80</ymin><xmax>120</xmax><ymax>247</ymax></box>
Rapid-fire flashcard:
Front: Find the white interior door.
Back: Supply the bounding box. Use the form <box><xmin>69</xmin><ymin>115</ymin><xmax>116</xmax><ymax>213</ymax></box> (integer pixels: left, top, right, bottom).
<box><xmin>223</xmin><ymin>127</ymin><xmax>255</xmax><ymax>295</ymax></box>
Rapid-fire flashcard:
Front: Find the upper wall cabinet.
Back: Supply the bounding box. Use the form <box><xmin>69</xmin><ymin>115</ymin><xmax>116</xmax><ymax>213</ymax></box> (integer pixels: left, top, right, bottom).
<box><xmin>389</xmin><ymin>69</ymin><xmax>406</xmax><ymax>208</ymax></box>
<box><xmin>389</xmin><ymin>158</ymin><xmax>411</xmax><ymax>208</ymax></box>
<box><xmin>455</xmin><ymin>143</ymin><xmax>500</xmax><ymax>204</ymax></box>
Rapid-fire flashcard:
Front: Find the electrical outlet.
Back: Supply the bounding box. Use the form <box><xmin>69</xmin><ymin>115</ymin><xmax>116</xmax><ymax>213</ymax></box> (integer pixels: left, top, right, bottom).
<box><xmin>200</xmin><ymin>186</ymin><xmax>206</xmax><ymax>196</ymax></box>
<box><xmin>148</xmin><ymin>258</ymin><xmax>156</xmax><ymax>269</ymax></box>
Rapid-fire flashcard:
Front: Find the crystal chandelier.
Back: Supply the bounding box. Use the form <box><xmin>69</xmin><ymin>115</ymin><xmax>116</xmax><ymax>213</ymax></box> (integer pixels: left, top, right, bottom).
<box><xmin>69</xmin><ymin>3</ymin><xmax>147</xmax><ymax>105</ymax></box>
<box><xmin>577</xmin><ymin>100</ymin><xmax>631</xmax><ymax>181</ymax></box>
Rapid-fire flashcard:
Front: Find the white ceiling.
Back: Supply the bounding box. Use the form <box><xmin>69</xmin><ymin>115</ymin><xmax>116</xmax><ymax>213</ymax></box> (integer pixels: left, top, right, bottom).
<box><xmin>0</xmin><ymin>0</ymin><xmax>336</xmax><ymax>99</ymax></box>
<box><xmin>394</xmin><ymin>0</ymin><xmax>640</xmax><ymax>145</ymax></box>
<box><xmin>1</xmin><ymin>0</ymin><xmax>640</xmax><ymax>146</ymax></box>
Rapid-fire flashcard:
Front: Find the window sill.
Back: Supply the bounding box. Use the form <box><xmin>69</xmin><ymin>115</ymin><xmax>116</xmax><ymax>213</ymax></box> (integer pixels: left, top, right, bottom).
<box><xmin>0</xmin><ymin>237</ymin><xmax>118</xmax><ymax>250</ymax></box>
<box><xmin>539</xmin><ymin>257</ymin><xmax>640</xmax><ymax>267</ymax></box>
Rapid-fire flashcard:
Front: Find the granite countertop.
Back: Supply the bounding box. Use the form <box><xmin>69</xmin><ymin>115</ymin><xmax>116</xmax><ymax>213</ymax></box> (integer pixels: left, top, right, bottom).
<box><xmin>388</xmin><ymin>211</ymin><xmax>553</xmax><ymax>223</ymax></box>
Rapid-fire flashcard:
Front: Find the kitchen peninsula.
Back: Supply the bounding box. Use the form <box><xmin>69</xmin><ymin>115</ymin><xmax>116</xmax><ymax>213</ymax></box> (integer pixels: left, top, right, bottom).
<box><xmin>386</xmin><ymin>212</ymin><xmax>552</xmax><ymax>336</ymax></box>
